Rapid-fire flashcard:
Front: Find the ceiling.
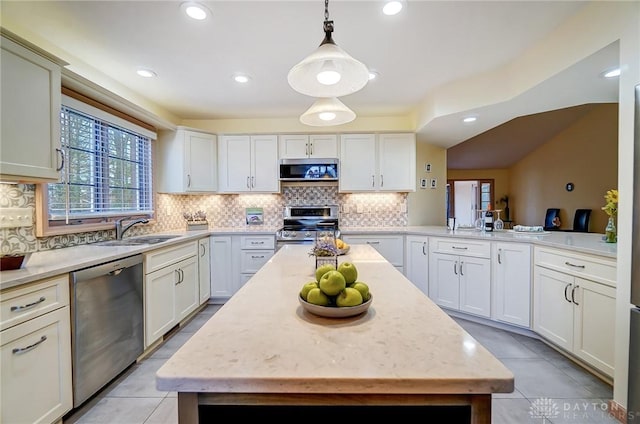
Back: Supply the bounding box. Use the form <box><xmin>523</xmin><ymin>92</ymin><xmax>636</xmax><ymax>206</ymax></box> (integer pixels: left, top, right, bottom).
<box><xmin>0</xmin><ymin>1</ymin><xmax>620</xmax><ymax>165</ymax></box>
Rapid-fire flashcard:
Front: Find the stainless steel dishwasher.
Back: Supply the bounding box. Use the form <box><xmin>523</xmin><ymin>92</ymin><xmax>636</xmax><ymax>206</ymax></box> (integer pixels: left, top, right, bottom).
<box><xmin>70</xmin><ymin>254</ymin><xmax>144</xmax><ymax>408</ymax></box>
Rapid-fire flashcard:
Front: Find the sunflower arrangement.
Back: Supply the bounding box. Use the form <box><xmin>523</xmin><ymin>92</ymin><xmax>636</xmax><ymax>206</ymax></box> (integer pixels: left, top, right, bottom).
<box><xmin>601</xmin><ymin>189</ymin><xmax>618</xmax><ymax>217</ymax></box>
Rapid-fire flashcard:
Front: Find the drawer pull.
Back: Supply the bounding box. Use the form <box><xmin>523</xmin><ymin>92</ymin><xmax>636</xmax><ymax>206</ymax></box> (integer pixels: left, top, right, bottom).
<box><xmin>422</xmin><ymin>242</ymin><xmax>426</xmax><ymax>256</ymax></box>
<box><xmin>251</xmin><ymin>255</ymin><xmax>265</xmax><ymax>259</ymax></box>
<box><xmin>564</xmin><ymin>261</ymin><xmax>585</xmax><ymax>269</ymax></box>
<box><xmin>12</xmin><ymin>335</ymin><xmax>47</xmax><ymax>355</ymax></box>
<box><xmin>251</xmin><ymin>241</ymin><xmax>265</xmax><ymax>245</ymax></box>
<box><xmin>498</xmin><ymin>248</ymin><xmax>502</xmax><ymax>264</ymax></box>
<box><xmin>366</xmin><ymin>241</ymin><xmax>380</xmax><ymax>245</ymax></box>
<box><xmin>571</xmin><ymin>285</ymin><xmax>579</xmax><ymax>305</ymax></box>
<box><xmin>459</xmin><ymin>261</ymin><xmax>464</xmax><ymax>276</ymax></box>
<box><xmin>564</xmin><ymin>283</ymin><xmax>572</xmax><ymax>303</ymax></box>
<box><xmin>454</xmin><ymin>261</ymin><xmax>458</xmax><ymax>275</ymax></box>
<box><xmin>11</xmin><ymin>296</ymin><xmax>46</xmax><ymax>312</ymax></box>
<box><xmin>452</xmin><ymin>246</ymin><xmax>468</xmax><ymax>250</ymax></box>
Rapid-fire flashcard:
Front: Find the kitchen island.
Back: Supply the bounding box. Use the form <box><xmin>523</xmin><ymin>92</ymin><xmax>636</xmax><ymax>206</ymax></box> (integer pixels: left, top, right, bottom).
<box><xmin>156</xmin><ymin>244</ymin><xmax>514</xmax><ymax>423</ymax></box>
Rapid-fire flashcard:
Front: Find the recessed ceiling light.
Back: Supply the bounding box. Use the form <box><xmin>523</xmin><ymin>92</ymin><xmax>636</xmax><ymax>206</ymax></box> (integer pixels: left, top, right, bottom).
<box><xmin>181</xmin><ymin>2</ymin><xmax>210</xmax><ymax>20</ymax></box>
<box><xmin>368</xmin><ymin>70</ymin><xmax>379</xmax><ymax>81</ymax></box>
<box><xmin>603</xmin><ymin>68</ymin><xmax>621</xmax><ymax>78</ymax></box>
<box><xmin>383</xmin><ymin>1</ymin><xmax>404</xmax><ymax>16</ymax></box>
<box><xmin>234</xmin><ymin>74</ymin><xmax>250</xmax><ymax>83</ymax></box>
<box><xmin>463</xmin><ymin>116</ymin><xmax>477</xmax><ymax>123</ymax></box>
<box><xmin>136</xmin><ymin>68</ymin><xmax>157</xmax><ymax>78</ymax></box>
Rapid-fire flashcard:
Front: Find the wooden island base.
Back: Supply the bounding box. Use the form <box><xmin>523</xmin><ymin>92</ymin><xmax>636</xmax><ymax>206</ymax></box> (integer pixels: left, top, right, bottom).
<box><xmin>178</xmin><ymin>392</ymin><xmax>491</xmax><ymax>424</ymax></box>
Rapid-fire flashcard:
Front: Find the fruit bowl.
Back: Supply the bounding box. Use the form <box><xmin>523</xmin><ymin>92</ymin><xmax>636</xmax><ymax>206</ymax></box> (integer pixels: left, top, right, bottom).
<box><xmin>337</xmin><ymin>246</ymin><xmax>350</xmax><ymax>255</ymax></box>
<box><xmin>299</xmin><ymin>294</ymin><xmax>372</xmax><ymax>318</ymax></box>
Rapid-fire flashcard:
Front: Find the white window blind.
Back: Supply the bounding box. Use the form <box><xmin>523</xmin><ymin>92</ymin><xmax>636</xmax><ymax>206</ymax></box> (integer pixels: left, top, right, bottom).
<box><xmin>48</xmin><ymin>97</ymin><xmax>154</xmax><ymax>221</ymax></box>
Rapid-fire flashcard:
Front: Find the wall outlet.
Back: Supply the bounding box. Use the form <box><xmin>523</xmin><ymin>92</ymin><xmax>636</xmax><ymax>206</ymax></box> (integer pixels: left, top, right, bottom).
<box><xmin>0</xmin><ymin>208</ymin><xmax>33</xmax><ymax>228</ymax></box>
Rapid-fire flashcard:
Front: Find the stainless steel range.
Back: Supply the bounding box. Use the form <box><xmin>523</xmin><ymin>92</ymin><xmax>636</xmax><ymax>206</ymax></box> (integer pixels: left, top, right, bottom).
<box><xmin>276</xmin><ymin>205</ymin><xmax>339</xmax><ymax>250</ymax></box>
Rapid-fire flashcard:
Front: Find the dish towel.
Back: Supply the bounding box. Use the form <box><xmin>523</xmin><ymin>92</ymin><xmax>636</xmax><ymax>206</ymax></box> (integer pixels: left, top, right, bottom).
<box><xmin>513</xmin><ymin>225</ymin><xmax>545</xmax><ymax>232</ymax></box>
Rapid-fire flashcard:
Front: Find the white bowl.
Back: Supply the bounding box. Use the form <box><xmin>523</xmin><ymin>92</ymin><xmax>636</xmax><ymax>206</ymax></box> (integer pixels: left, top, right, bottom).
<box><xmin>299</xmin><ymin>294</ymin><xmax>372</xmax><ymax>318</ymax></box>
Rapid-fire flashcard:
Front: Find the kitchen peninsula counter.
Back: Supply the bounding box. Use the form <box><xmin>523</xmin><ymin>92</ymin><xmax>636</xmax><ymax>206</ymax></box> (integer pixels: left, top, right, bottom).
<box><xmin>156</xmin><ymin>244</ymin><xmax>514</xmax><ymax>423</ymax></box>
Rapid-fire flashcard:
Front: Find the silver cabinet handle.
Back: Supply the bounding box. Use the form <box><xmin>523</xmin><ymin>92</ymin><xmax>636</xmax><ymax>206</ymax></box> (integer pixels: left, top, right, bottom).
<box><xmin>422</xmin><ymin>242</ymin><xmax>426</xmax><ymax>256</ymax></box>
<box><xmin>251</xmin><ymin>255</ymin><xmax>265</xmax><ymax>259</ymax></box>
<box><xmin>454</xmin><ymin>261</ymin><xmax>458</xmax><ymax>275</ymax></box>
<box><xmin>251</xmin><ymin>176</ymin><xmax>255</xmax><ymax>188</ymax></box>
<box><xmin>565</xmin><ymin>261</ymin><xmax>585</xmax><ymax>269</ymax></box>
<box><xmin>372</xmin><ymin>175</ymin><xmax>375</xmax><ymax>187</ymax></box>
<box><xmin>564</xmin><ymin>283</ymin><xmax>572</xmax><ymax>302</ymax></box>
<box><xmin>251</xmin><ymin>241</ymin><xmax>265</xmax><ymax>245</ymax></box>
<box><xmin>380</xmin><ymin>175</ymin><xmax>384</xmax><ymax>187</ymax></box>
<box><xmin>571</xmin><ymin>285</ymin><xmax>579</xmax><ymax>305</ymax></box>
<box><xmin>13</xmin><ymin>335</ymin><xmax>47</xmax><ymax>355</ymax></box>
<box><xmin>11</xmin><ymin>296</ymin><xmax>46</xmax><ymax>312</ymax></box>
<box><xmin>452</xmin><ymin>246</ymin><xmax>468</xmax><ymax>250</ymax></box>
<box><xmin>309</xmin><ymin>142</ymin><xmax>313</xmax><ymax>155</ymax></box>
<box><xmin>366</xmin><ymin>241</ymin><xmax>380</xmax><ymax>245</ymax></box>
<box><xmin>175</xmin><ymin>269</ymin><xmax>184</xmax><ymax>285</ymax></box>
<box><xmin>56</xmin><ymin>148</ymin><xmax>65</xmax><ymax>171</ymax></box>
<box><xmin>200</xmin><ymin>244</ymin><xmax>206</xmax><ymax>257</ymax></box>
<box><xmin>498</xmin><ymin>248</ymin><xmax>502</xmax><ymax>264</ymax></box>
<box><xmin>246</xmin><ymin>176</ymin><xmax>251</xmax><ymax>188</ymax></box>
<box><xmin>460</xmin><ymin>261</ymin><xmax>464</xmax><ymax>276</ymax></box>
<box><xmin>187</xmin><ymin>174</ymin><xmax>191</xmax><ymax>188</ymax></box>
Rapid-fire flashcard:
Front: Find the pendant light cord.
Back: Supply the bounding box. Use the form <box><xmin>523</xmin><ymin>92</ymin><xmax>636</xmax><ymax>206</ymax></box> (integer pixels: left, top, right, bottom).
<box><xmin>322</xmin><ymin>0</ymin><xmax>334</xmax><ymax>45</ymax></box>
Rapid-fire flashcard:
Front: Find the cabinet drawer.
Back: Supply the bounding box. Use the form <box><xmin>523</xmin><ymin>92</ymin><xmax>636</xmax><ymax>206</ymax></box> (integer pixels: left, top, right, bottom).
<box><xmin>145</xmin><ymin>241</ymin><xmax>197</xmax><ymax>274</ymax></box>
<box><xmin>534</xmin><ymin>247</ymin><xmax>616</xmax><ymax>287</ymax></box>
<box><xmin>430</xmin><ymin>238</ymin><xmax>491</xmax><ymax>258</ymax></box>
<box><xmin>341</xmin><ymin>235</ymin><xmax>404</xmax><ymax>266</ymax></box>
<box><xmin>240</xmin><ymin>250</ymin><xmax>274</xmax><ymax>273</ymax></box>
<box><xmin>1</xmin><ymin>275</ymin><xmax>69</xmax><ymax>331</ymax></box>
<box><xmin>240</xmin><ymin>235</ymin><xmax>275</xmax><ymax>250</ymax></box>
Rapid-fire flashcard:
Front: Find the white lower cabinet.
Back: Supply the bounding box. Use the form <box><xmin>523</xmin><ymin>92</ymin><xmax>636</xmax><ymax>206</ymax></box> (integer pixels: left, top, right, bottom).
<box><xmin>1</xmin><ymin>275</ymin><xmax>72</xmax><ymax>424</ymax></box>
<box><xmin>533</xmin><ymin>246</ymin><xmax>616</xmax><ymax>377</ymax></box>
<box><xmin>341</xmin><ymin>234</ymin><xmax>404</xmax><ymax>273</ymax></box>
<box><xmin>209</xmin><ymin>234</ymin><xmax>275</xmax><ymax>303</ymax></box>
<box><xmin>428</xmin><ymin>238</ymin><xmax>491</xmax><ymax>318</ymax></box>
<box><xmin>405</xmin><ymin>235</ymin><xmax>429</xmax><ymax>295</ymax></box>
<box><xmin>198</xmin><ymin>237</ymin><xmax>211</xmax><ymax>304</ymax></box>
<box><xmin>144</xmin><ymin>241</ymin><xmax>199</xmax><ymax>347</ymax></box>
<box><xmin>493</xmin><ymin>242</ymin><xmax>531</xmax><ymax>328</ymax></box>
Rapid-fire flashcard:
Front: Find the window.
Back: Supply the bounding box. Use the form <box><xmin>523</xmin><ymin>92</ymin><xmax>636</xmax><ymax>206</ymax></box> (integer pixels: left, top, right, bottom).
<box><xmin>37</xmin><ymin>94</ymin><xmax>155</xmax><ymax>234</ymax></box>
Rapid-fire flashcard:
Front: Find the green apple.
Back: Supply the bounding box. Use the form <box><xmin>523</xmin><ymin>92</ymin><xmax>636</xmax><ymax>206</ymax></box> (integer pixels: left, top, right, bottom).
<box><xmin>306</xmin><ymin>287</ymin><xmax>330</xmax><ymax>306</ymax></box>
<box><xmin>300</xmin><ymin>281</ymin><xmax>318</xmax><ymax>301</ymax></box>
<box><xmin>336</xmin><ymin>287</ymin><xmax>363</xmax><ymax>307</ymax></box>
<box><xmin>315</xmin><ymin>264</ymin><xmax>336</xmax><ymax>282</ymax></box>
<box><xmin>352</xmin><ymin>282</ymin><xmax>370</xmax><ymax>301</ymax></box>
<box><xmin>318</xmin><ymin>270</ymin><xmax>346</xmax><ymax>296</ymax></box>
<box><xmin>337</xmin><ymin>262</ymin><xmax>358</xmax><ymax>285</ymax></box>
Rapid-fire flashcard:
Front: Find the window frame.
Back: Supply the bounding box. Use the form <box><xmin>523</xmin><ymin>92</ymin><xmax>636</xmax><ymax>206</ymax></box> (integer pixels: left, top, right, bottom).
<box><xmin>35</xmin><ymin>88</ymin><xmax>156</xmax><ymax>237</ymax></box>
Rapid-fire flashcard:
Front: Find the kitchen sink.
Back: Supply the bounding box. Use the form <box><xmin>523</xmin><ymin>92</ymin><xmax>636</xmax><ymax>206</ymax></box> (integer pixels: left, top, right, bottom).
<box><xmin>95</xmin><ymin>235</ymin><xmax>181</xmax><ymax>246</ymax></box>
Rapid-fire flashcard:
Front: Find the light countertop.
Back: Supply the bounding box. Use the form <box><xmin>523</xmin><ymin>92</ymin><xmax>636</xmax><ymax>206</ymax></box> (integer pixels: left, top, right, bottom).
<box><xmin>155</xmin><ymin>244</ymin><xmax>515</xmax><ymax>395</ymax></box>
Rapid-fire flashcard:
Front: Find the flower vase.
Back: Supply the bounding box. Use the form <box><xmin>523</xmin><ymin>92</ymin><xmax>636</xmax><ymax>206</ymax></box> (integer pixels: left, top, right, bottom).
<box><xmin>605</xmin><ymin>216</ymin><xmax>617</xmax><ymax>243</ymax></box>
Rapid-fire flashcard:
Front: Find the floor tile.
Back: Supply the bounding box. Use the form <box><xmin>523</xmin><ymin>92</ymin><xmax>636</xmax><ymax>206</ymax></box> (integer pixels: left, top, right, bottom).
<box><xmin>106</xmin><ymin>358</ymin><xmax>170</xmax><ymax>398</ymax></box>
<box><xmin>542</xmin><ymin>398</ymin><xmax>619</xmax><ymax>423</ymax></box>
<box><xmin>179</xmin><ymin>313</ymin><xmax>213</xmax><ymax>333</ymax></box>
<box><xmin>493</xmin><ymin>388</ymin><xmax>526</xmax><ymax>399</ymax></box>
<box><xmin>144</xmin><ymin>397</ymin><xmax>178</xmax><ymax>424</ymax></box>
<box><xmin>68</xmin><ymin>397</ymin><xmax>162</xmax><ymax>424</ymax></box>
<box><xmin>491</xmin><ymin>398</ymin><xmax>540</xmax><ymax>423</ymax></box>
<box><xmin>149</xmin><ymin>332</ymin><xmax>194</xmax><ymax>359</ymax></box>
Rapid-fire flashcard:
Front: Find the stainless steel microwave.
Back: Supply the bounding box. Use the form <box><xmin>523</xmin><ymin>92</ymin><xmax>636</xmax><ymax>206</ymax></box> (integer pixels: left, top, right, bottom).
<box><xmin>279</xmin><ymin>158</ymin><xmax>339</xmax><ymax>181</ymax></box>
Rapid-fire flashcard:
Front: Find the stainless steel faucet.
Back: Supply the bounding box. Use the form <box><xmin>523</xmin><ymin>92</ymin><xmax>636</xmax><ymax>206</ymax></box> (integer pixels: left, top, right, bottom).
<box><xmin>115</xmin><ymin>217</ymin><xmax>149</xmax><ymax>240</ymax></box>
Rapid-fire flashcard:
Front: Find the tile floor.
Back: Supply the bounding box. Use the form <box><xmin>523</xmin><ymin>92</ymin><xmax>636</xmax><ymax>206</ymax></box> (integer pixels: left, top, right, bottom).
<box><xmin>63</xmin><ymin>305</ymin><xmax>618</xmax><ymax>424</ymax></box>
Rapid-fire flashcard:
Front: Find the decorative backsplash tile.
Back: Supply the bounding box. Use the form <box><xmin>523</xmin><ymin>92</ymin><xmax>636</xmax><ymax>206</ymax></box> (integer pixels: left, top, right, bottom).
<box><xmin>0</xmin><ymin>183</ymin><xmax>407</xmax><ymax>255</ymax></box>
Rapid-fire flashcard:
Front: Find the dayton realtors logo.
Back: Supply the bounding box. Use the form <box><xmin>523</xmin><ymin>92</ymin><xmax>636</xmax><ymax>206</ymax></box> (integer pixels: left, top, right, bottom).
<box><xmin>530</xmin><ymin>397</ymin><xmax>560</xmax><ymax>422</ymax></box>
<box><xmin>530</xmin><ymin>398</ymin><xmax>617</xmax><ymax>422</ymax></box>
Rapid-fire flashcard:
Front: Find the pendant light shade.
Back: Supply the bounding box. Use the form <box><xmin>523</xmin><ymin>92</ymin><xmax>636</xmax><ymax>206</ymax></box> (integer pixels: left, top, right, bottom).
<box><xmin>288</xmin><ymin>0</ymin><xmax>369</xmax><ymax>98</ymax></box>
<box><xmin>300</xmin><ymin>97</ymin><xmax>356</xmax><ymax>126</ymax></box>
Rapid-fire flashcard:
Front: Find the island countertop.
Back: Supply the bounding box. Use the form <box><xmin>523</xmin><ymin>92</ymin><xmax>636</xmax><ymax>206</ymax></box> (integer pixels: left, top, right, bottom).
<box><xmin>156</xmin><ymin>244</ymin><xmax>514</xmax><ymax>397</ymax></box>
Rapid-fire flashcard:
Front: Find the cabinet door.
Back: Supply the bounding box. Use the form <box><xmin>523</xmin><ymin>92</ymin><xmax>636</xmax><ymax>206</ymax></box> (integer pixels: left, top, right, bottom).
<box><xmin>175</xmin><ymin>257</ymin><xmax>199</xmax><ymax>322</ymax></box>
<box><xmin>458</xmin><ymin>256</ymin><xmax>491</xmax><ymax>318</ymax></box>
<box><xmin>377</xmin><ymin>133</ymin><xmax>416</xmax><ymax>191</ymax></box>
<box><xmin>428</xmin><ymin>253</ymin><xmax>460</xmax><ymax>310</ymax></box>
<box><xmin>494</xmin><ymin>242</ymin><xmax>531</xmax><ymax>327</ymax></box>
<box><xmin>1</xmin><ymin>36</ymin><xmax>62</xmax><ymax>182</ymax></box>
<box><xmin>309</xmin><ymin>134</ymin><xmax>338</xmax><ymax>158</ymax></box>
<box><xmin>573</xmin><ymin>278</ymin><xmax>616</xmax><ymax>377</ymax></box>
<box><xmin>1</xmin><ymin>307</ymin><xmax>72</xmax><ymax>424</ymax></box>
<box><xmin>186</xmin><ymin>131</ymin><xmax>217</xmax><ymax>192</ymax></box>
<box><xmin>218</xmin><ymin>135</ymin><xmax>252</xmax><ymax>192</ymax></box>
<box><xmin>533</xmin><ymin>266</ymin><xmax>574</xmax><ymax>351</ymax></box>
<box><xmin>210</xmin><ymin>236</ymin><xmax>234</xmax><ymax>301</ymax></box>
<box><xmin>198</xmin><ymin>238</ymin><xmax>211</xmax><ymax>304</ymax></box>
<box><xmin>405</xmin><ymin>235</ymin><xmax>428</xmax><ymax>295</ymax></box>
<box><xmin>145</xmin><ymin>266</ymin><xmax>177</xmax><ymax>346</ymax></box>
<box><xmin>339</xmin><ymin>134</ymin><xmax>377</xmax><ymax>191</ymax></box>
<box><xmin>278</xmin><ymin>134</ymin><xmax>309</xmax><ymax>158</ymax></box>
<box><xmin>341</xmin><ymin>234</ymin><xmax>404</xmax><ymax>271</ymax></box>
<box><xmin>250</xmin><ymin>135</ymin><xmax>279</xmax><ymax>192</ymax></box>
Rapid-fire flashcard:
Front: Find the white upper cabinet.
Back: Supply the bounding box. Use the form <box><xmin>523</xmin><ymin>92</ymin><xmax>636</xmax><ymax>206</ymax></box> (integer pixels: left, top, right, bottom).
<box><xmin>339</xmin><ymin>133</ymin><xmax>415</xmax><ymax>192</ymax></box>
<box><xmin>278</xmin><ymin>134</ymin><xmax>338</xmax><ymax>159</ymax></box>
<box><xmin>1</xmin><ymin>35</ymin><xmax>64</xmax><ymax>182</ymax></box>
<box><xmin>156</xmin><ymin>128</ymin><xmax>217</xmax><ymax>193</ymax></box>
<box><xmin>218</xmin><ymin>135</ymin><xmax>279</xmax><ymax>193</ymax></box>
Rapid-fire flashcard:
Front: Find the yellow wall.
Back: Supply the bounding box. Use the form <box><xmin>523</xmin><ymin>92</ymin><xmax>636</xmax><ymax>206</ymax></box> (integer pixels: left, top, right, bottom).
<box><xmin>407</xmin><ymin>137</ymin><xmax>447</xmax><ymax>225</ymax></box>
<box><xmin>509</xmin><ymin>103</ymin><xmax>618</xmax><ymax>232</ymax></box>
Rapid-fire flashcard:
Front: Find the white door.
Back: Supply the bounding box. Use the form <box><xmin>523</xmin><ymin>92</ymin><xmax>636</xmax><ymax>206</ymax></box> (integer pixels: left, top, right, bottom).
<box><xmin>454</xmin><ymin>181</ymin><xmax>477</xmax><ymax>226</ymax></box>
<box><xmin>210</xmin><ymin>236</ymin><xmax>234</xmax><ymax>299</ymax></box>
<box><xmin>218</xmin><ymin>135</ymin><xmax>251</xmax><ymax>192</ymax></box>
<box><xmin>278</xmin><ymin>134</ymin><xmax>309</xmax><ymax>159</ymax></box>
<box><xmin>428</xmin><ymin>253</ymin><xmax>460</xmax><ymax>310</ymax></box>
<box><xmin>378</xmin><ymin>133</ymin><xmax>416</xmax><ymax>191</ymax></box>
<box><xmin>198</xmin><ymin>238</ymin><xmax>211</xmax><ymax>304</ymax></box>
<box><xmin>250</xmin><ymin>135</ymin><xmax>279</xmax><ymax>192</ymax></box>
<box><xmin>175</xmin><ymin>257</ymin><xmax>199</xmax><ymax>321</ymax></box>
<box><xmin>494</xmin><ymin>242</ymin><xmax>531</xmax><ymax>327</ymax></box>
<box><xmin>533</xmin><ymin>266</ymin><xmax>574</xmax><ymax>351</ymax></box>
<box><xmin>186</xmin><ymin>131</ymin><xmax>217</xmax><ymax>192</ymax></box>
<box><xmin>339</xmin><ymin>134</ymin><xmax>377</xmax><ymax>191</ymax></box>
<box><xmin>458</xmin><ymin>256</ymin><xmax>491</xmax><ymax>317</ymax></box>
<box><xmin>308</xmin><ymin>134</ymin><xmax>338</xmax><ymax>158</ymax></box>
<box><xmin>405</xmin><ymin>235</ymin><xmax>428</xmax><ymax>295</ymax></box>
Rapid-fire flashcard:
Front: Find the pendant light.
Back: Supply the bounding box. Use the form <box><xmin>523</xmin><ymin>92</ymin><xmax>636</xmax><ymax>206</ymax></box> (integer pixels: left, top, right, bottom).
<box><xmin>300</xmin><ymin>97</ymin><xmax>356</xmax><ymax>126</ymax></box>
<box><xmin>288</xmin><ymin>0</ymin><xmax>369</xmax><ymax>98</ymax></box>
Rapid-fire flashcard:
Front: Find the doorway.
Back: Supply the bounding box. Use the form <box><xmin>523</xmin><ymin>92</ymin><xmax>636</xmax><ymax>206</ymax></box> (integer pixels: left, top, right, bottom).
<box><xmin>446</xmin><ymin>179</ymin><xmax>494</xmax><ymax>226</ymax></box>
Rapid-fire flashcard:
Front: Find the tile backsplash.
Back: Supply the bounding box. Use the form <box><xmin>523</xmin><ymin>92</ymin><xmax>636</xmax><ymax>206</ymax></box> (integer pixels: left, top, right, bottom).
<box><xmin>0</xmin><ymin>183</ymin><xmax>407</xmax><ymax>255</ymax></box>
